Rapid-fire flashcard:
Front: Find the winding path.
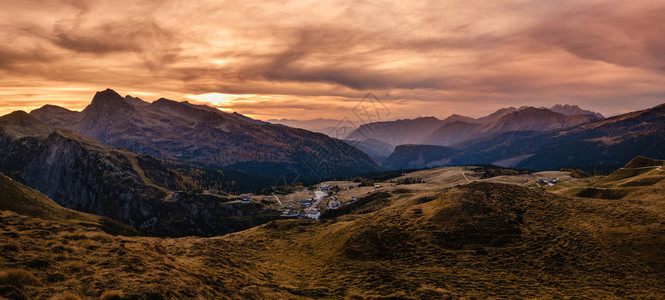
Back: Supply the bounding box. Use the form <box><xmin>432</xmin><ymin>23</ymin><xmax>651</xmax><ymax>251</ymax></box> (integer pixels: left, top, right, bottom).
<box><xmin>461</xmin><ymin>171</ymin><xmax>470</xmax><ymax>184</ymax></box>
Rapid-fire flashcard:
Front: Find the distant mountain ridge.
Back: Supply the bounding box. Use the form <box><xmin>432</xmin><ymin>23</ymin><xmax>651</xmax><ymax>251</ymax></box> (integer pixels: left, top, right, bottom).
<box><xmin>30</xmin><ymin>89</ymin><xmax>381</xmax><ymax>179</ymax></box>
<box><xmin>346</xmin><ymin>115</ymin><xmax>469</xmax><ymax>147</ymax></box>
<box><xmin>347</xmin><ymin>105</ymin><xmax>603</xmax><ymax>148</ymax></box>
<box><xmin>371</xmin><ymin>104</ymin><xmax>661</xmax><ymax>171</ymax></box>
<box><xmin>344</xmin><ymin>138</ymin><xmax>394</xmax><ymax>162</ymax></box>
<box><xmin>449</xmin><ymin>102</ymin><xmax>665</xmax><ymax>170</ymax></box>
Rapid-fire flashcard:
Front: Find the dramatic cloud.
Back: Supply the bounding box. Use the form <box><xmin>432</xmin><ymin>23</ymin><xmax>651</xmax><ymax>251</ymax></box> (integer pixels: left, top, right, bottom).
<box><xmin>1</xmin><ymin>0</ymin><xmax>664</xmax><ymax>120</ymax></box>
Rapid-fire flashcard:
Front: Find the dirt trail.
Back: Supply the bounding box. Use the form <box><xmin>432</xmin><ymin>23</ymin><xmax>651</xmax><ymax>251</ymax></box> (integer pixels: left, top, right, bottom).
<box><xmin>123</xmin><ymin>153</ymin><xmax>174</xmax><ymax>201</ymax></box>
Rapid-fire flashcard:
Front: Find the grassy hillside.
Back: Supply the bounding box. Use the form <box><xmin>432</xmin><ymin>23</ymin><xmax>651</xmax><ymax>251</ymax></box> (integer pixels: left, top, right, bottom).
<box><xmin>2</xmin><ymin>162</ymin><xmax>665</xmax><ymax>298</ymax></box>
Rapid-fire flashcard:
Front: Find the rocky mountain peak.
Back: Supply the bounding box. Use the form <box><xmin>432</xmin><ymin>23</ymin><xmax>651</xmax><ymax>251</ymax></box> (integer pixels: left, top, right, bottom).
<box><xmin>88</xmin><ymin>88</ymin><xmax>133</xmax><ymax>113</ymax></box>
<box><xmin>550</xmin><ymin>104</ymin><xmax>604</xmax><ymax>119</ymax></box>
<box><xmin>124</xmin><ymin>95</ymin><xmax>150</xmax><ymax>107</ymax></box>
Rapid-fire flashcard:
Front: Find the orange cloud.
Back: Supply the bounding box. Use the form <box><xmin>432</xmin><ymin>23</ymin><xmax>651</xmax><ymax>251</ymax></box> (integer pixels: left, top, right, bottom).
<box><xmin>0</xmin><ymin>0</ymin><xmax>664</xmax><ymax>120</ymax></box>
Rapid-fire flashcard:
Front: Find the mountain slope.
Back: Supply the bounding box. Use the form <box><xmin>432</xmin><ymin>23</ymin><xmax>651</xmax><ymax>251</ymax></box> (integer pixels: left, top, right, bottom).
<box><xmin>420</xmin><ymin>121</ymin><xmax>481</xmax><ymax>146</ymax></box>
<box><xmin>345</xmin><ymin>116</ymin><xmax>453</xmax><ymax>147</ymax></box>
<box><xmin>344</xmin><ymin>138</ymin><xmax>394</xmax><ymax>162</ymax></box>
<box><xmin>32</xmin><ymin>89</ymin><xmax>380</xmax><ymax>179</ymax></box>
<box><xmin>382</xmin><ymin>144</ymin><xmax>459</xmax><ymax>170</ymax></box>
<box><xmin>475</xmin><ymin>107</ymin><xmax>518</xmax><ymax>123</ymax></box>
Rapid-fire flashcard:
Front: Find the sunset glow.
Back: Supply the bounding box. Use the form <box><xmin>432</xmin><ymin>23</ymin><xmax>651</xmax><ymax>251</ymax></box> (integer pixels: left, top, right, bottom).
<box><xmin>1</xmin><ymin>0</ymin><xmax>665</xmax><ymax>119</ymax></box>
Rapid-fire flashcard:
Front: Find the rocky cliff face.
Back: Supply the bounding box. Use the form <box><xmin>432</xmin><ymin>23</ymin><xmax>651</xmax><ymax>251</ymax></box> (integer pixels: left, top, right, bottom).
<box><xmin>21</xmin><ymin>129</ymin><xmax>159</xmax><ymax>224</ymax></box>
<box><xmin>0</xmin><ymin>111</ymin><xmax>51</xmax><ymax>178</ymax></box>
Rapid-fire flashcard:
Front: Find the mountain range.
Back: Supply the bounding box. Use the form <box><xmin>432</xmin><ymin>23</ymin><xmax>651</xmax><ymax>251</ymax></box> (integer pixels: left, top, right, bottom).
<box><xmin>30</xmin><ymin>89</ymin><xmax>380</xmax><ymax>179</ymax></box>
<box><xmin>380</xmin><ymin>103</ymin><xmax>665</xmax><ymax>170</ymax></box>
<box><xmin>346</xmin><ymin>105</ymin><xmax>604</xmax><ymax>148</ymax></box>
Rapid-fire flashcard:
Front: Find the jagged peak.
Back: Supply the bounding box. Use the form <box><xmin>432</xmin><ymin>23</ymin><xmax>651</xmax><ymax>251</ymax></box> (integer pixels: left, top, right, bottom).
<box><xmin>549</xmin><ymin>104</ymin><xmax>604</xmax><ymax>118</ymax></box>
<box><xmin>551</xmin><ymin>104</ymin><xmax>579</xmax><ymax>109</ymax></box>
<box><xmin>124</xmin><ymin>95</ymin><xmax>150</xmax><ymax>107</ymax></box>
<box><xmin>88</xmin><ymin>88</ymin><xmax>132</xmax><ymax>111</ymax></box>
<box><xmin>95</xmin><ymin>88</ymin><xmax>123</xmax><ymax>99</ymax></box>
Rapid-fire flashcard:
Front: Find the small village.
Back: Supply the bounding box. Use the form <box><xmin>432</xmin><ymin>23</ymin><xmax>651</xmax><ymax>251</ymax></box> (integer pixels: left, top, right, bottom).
<box><xmin>237</xmin><ymin>183</ymin><xmax>363</xmax><ymax>220</ymax></box>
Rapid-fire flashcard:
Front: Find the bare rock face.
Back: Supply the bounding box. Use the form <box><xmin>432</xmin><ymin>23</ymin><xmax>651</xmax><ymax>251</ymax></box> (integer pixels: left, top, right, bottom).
<box><xmin>0</xmin><ymin>111</ymin><xmax>51</xmax><ymax>178</ymax></box>
<box><xmin>21</xmin><ymin>129</ymin><xmax>153</xmax><ymax>222</ymax></box>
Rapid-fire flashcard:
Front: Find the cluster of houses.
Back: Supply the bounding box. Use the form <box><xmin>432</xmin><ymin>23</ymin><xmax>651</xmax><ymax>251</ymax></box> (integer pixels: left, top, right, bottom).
<box><xmin>536</xmin><ymin>178</ymin><xmax>559</xmax><ymax>186</ymax></box>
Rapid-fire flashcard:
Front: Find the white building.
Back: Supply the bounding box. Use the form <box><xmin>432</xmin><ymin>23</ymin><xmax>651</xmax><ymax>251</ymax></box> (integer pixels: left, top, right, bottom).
<box><xmin>304</xmin><ymin>208</ymin><xmax>321</xmax><ymax>220</ymax></box>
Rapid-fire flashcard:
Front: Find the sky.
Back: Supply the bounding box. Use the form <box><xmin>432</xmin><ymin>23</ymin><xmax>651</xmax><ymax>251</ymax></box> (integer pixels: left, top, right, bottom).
<box><xmin>1</xmin><ymin>0</ymin><xmax>665</xmax><ymax>121</ymax></box>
